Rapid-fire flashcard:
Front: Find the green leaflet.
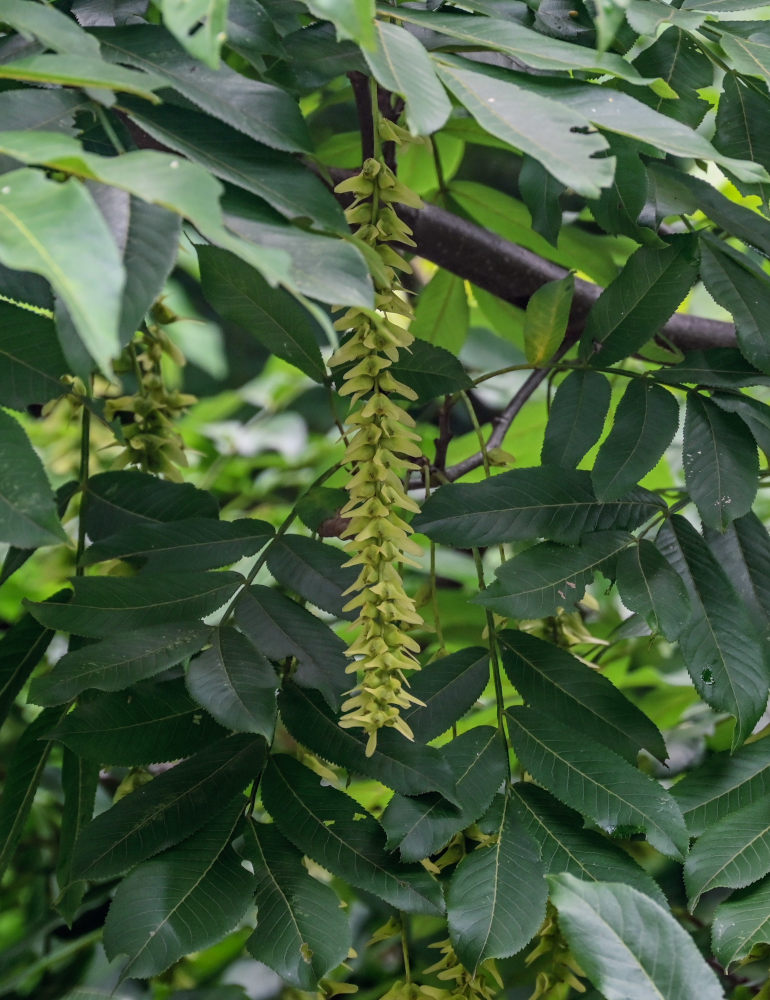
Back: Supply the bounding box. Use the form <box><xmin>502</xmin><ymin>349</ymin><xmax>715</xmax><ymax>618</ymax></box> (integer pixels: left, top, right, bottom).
<box><xmin>499</xmin><ymin>631</ymin><xmax>666</xmax><ymax>763</ymax></box>
<box><xmin>0</xmin><ymin>302</ymin><xmax>68</xmax><ymax>410</ymax></box>
<box><xmin>0</xmin><ymin>0</ymin><xmax>100</xmax><ymax>57</ymax></box>
<box><xmin>47</xmin><ymin>678</ymin><xmax>226</xmax><ymax>764</ymax></box>
<box><xmin>549</xmin><ymin>874</ymin><xmax>723</xmax><ymax>1000</ymax></box>
<box><xmin>477</xmin><ymin>531</ymin><xmax>631</xmax><ymax>621</ymax></box>
<box><xmin>71</xmin><ymin>734</ymin><xmax>266</xmax><ymax>879</ymax></box>
<box><xmin>304</xmin><ymin>0</ymin><xmax>375</xmax><ymax>48</ymax></box>
<box><xmin>580</xmin><ymin>235</ymin><xmax>700</xmax><ymax>366</ymax></box>
<box><xmin>685</xmin><ymin>797</ymin><xmax>770</xmax><ymax>908</ymax></box>
<box><xmin>82</xmin><ymin>517</ymin><xmax>274</xmax><ymax>571</ymax></box>
<box><xmin>653</xmin><ymin>349</ymin><xmax>770</xmax><ymax>389</ymax></box>
<box><xmin>673</xmin><ymin>739</ymin><xmax>770</xmax><ymax>837</ymax></box>
<box><xmin>278</xmin><ymin>682</ymin><xmax>459</xmax><ymax>803</ymax></box>
<box><xmin>401</xmin><ymin>647</ymin><xmax>490</xmax><ymax>743</ymax></box>
<box><xmin>683</xmin><ymin>391</ymin><xmax>758</xmax><ymax>531</ymax></box>
<box><xmin>56</xmin><ymin>750</ymin><xmax>99</xmax><ymax>925</ymax></box>
<box><xmin>519</xmin><ymin>156</ymin><xmax>564</xmax><ymax>247</ymax></box>
<box><xmin>241</xmin><ymin>820</ymin><xmax>351</xmax><ymax>989</ymax></box>
<box><xmin>704</xmin><ymin>512</ymin><xmax>770</xmax><ymax>629</ymax></box>
<box><xmin>411</xmin><ymin>268</ymin><xmax>470</xmax><ymax>355</ymax></box>
<box><xmin>103</xmin><ymin>799</ymin><xmax>253</xmax><ymax>980</ymax></box>
<box><xmin>615</xmin><ymin>540</ymin><xmax>691</xmax><ymax>640</ymax></box>
<box><xmin>447</xmin><ymin>794</ymin><xmax>547</xmax><ymax>972</ymax></box>
<box><xmin>29</xmin><ymin>623</ymin><xmax>210</xmax><ymax>706</ymax></box>
<box><xmin>591</xmin><ymin>380</ymin><xmax>680</xmax><ymax>501</ymax></box>
<box><xmin>27</xmin><ymin>571</ymin><xmax>243</xmax><ymax>638</ymax></box>
<box><xmin>511</xmin><ymin>785</ymin><xmax>666</xmax><ymax>905</ymax></box>
<box><xmin>265</xmin><ymin>534</ymin><xmax>357</xmax><ymax>619</ymax></box>
<box><xmin>413</xmin><ymin>467</ymin><xmax>664</xmax><ymax>547</ymax></box>
<box><xmin>523</xmin><ymin>274</ymin><xmax>574</xmax><ymax>365</ymax></box>
<box><xmin>187</xmin><ymin>627</ymin><xmax>277</xmax><ymax>737</ymax></box>
<box><xmin>712</xmin><ymin>876</ymin><xmax>770</xmax><ymax>968</ymax></box>
<box><xmin>713</xmin><ymin>72</ymin><xmax>770</xmax><ymax>205</ymax></box>
<box><xmin>389</xmin><ymin>339</ymin><xmax>473</xmax><ymax>401</ymax></box>
<box><xmin>541</xmin><ymin>370</ymin><xmax>610</xmax><ymax>468</ymax></box>
<box><xmin>657</xmin><ymin>515</ymin><xmax>769</xmax><ymax>747</ymax></box>
<box><xmin>0</xmin><ymin>613</ymin><xmax>54</xmax><ymax>725</ymax></box>
<box><xmin>381</xmin><ymin>728</ymin><xmax>508</xmax><ymax>863</ymax></box>
<box><xmin>0</xmin><ymin>408</ymin><xmax>67</xmax><ymax>548</ymax></box>
<box><xmin>713</xmin><ymin>392</ymin><xmax>770</xmax><ymax>459</ymax></box>
<box><xmin>364</xmin><ymin>22</ymin><xmax>450</xmax><ymax>136</ymax></box>
<box><xmin>261</xmin><ymin>755</ymin><xmax>444</xmax><ymax>915</ymax></box>
<box><xmin>159</xmin><ymin>0</ymin><xmax>230</xmax><ymax>68</ymax></box>
<box><xmin>506</xmin><ymin>707</ymin><xmax>689</xmax><ymax>859</ymax></box>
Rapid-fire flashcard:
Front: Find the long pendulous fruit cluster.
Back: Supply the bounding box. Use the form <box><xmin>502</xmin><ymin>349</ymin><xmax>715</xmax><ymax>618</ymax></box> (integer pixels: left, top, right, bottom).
<box><xmin>329</xmin><ymin>149</ymin><xmax>426</xmax><ymax>756</ymax></box>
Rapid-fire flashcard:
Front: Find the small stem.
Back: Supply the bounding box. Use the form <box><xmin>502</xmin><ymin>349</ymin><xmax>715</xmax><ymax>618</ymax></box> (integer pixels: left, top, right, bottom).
<box><xmin>75</xmin><ymin>395</ymin><xmax>92</xmax><ymax>576</ymax></box>
<box><xmin>370</xmin><ymin>77</ymin><xmax>383</xmax><ymax>162</ymax></box>
<box><xmin>472</xmin><ymin>549</ymin><xmax>510</xmax><ymax>763</ymax></box>
<box><xmin>95</xmin><ymin>104</ymin><xmax>126</xmax><ymax>154</ymax></box>
<box><xmin>400</xmin><ymin>914</ymin><xmax>412</xmax><ymax>984</ymax></box>
<box><xmin>460</xmin><ymin>390</ymin><xmax>491</xmax><ymax>478</ymax></box>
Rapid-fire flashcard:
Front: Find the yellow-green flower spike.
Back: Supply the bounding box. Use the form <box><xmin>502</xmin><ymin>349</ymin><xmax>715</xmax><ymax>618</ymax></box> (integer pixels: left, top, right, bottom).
<box><xmin>330</xmin><ymin>138</ymin><xmax>426</xmax><ymax>757</ymax></box>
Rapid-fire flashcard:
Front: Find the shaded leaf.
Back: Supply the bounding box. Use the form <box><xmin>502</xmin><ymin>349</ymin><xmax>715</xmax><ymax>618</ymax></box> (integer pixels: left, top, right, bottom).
<box><xmin>29</xmin><ymin>623</ymin><xmax>210</xmax><ymax>707</ymax></box>
<box><xmin>0</xmin><ymin>613</ymin><xmax>53</xmax><ymax>726</ymax></box>
<box><xmin>413</xmin><ymin>468</ymin><xmax>665</xmax><ymax>548</ymax></box>
<box><xmin>0</xmin><ymin>301</ymin><xmax>68</xmax><ymax>410</ymax></box>
<box><xmin>0</xmin><ymin>408</ymin><xmax>66</xmax><ymax>548</ymax></box>
<box><xmin>236</xmin><ymin>586</ymin><xmax>347</xmax><ymax>710</ymax></box>
<box><xmin>242</xmin><ymin>820</ymin><xmax>351</xmax><ymax>989</ymax></box>
<box><xmin>266</xmin><ymin>535</ymin><xmax>356</xmax><ymax>619</ymax></box>
<box><xmin>82</xmin><ymin>517</ymin><xmax>273</xmax><ymax>570</ymax></box>
<box><xmin>541</xmin><ymin>370</ymin><xmax>611</xmax><ymax>468</ymax></box>
<box><xmin>381</xmin><ymin>728</ymin><xmax>508</xmax><ymax>862</ymax></box>
<box><xmin>581</xmin><ymin>235</ymin><xmax>700</xmax><ymax>366</ymax></box>
<box><xmin>401</xmin><ymin>648</ymin><xmax>490</xmax><ymax>743</ymax></box>
<box><xmin>500</xmin><ymin>630</ymin><xmax>665</xmax><ymax>763</ymax></box>
<box><xmin>685</xmin><ymin>797</ymin><xmax>770</xmax><ymax>908</ymax></box>
<box><xmin>364</xmin><ymin>22</ymin><xmax>450</xmax><ymax>136</ymax></box>
<box><xmin>198</xmin><ymin>245</ymin><xmax>326</xmax><ymax>381</ymax></box>
<box><xmin>672</xmin><ymin>739</ymin><xmax>770</xmax><ymax>837</ymax></box>
<box><xmin>713</xmin><ymin>72</ymin><xmax>770</xmax><ymax>204</ymax></box>
<box><xmin>0</xmin><ymin>0</ymin><xmax>100</xmax><ymax>57</ymax></box>
<box><xmin>447</xmin><ymin>793</ymin><xmax>546</xmax><ymax>972</ymax></box>
<box><xmin>56</xmin><ymin>750</ymin><xmax>98</xmax><ymax>924</ymax></box>
<box><xmin>262</xmin><ymin>755</ymin><xmax>444</xmax><ymax>915</ymax></box>
<box><xmin>683</xmin><ymin>392</ymin><xmax>758</xmax><ymax>531</ymax></box>
<box><xmin>549</xmin><ymin>874</ymin><xmax>723</xmax><ymax>1000</ymax></box>
<box><xmin>704</xmin><ymin>512</ymin><xmax>770</xmax><ymax>629</ymax></box>
<box><xmin>103</xmin><ymin>799</ymin><xmax>253</xmax><ymax>979</ymax></box>
<box><xmin>187</xmin><ymin>627</ymin><xmax>277</xmax><ymax>737</ymax></box>
<box><xmin>592</xmin><ymin>379</ymin><xmax>679</xmax><ymax>501</ymax></box>
<box><xmin>656</xmin><ymin>515</ymin><xmax>769</xmax><ymax>747</ymax></box>
<box><xmin>519</xmin><ymin>156</ymin><xmax>564</xmax><ymax>247</ymax></box>
<box><xmin>524</xmin><ymin>274</ymin><xmax>574</xmax><ymax>366</ymax></box>
<box><xmin>615</xmin><ymin>540</ymin><xmax>691</xmax><ymax>640</ymax></box>
<box><xmin>653</xmin><ymin>348</ymin><xmax>770</xmax><ymax>389</ymax></box>
<box><xmin>506</xmin><ymin>707</ymin><xmax>689</xmax><ymax>858</ymax></box>
<box><xmin>713</xmin><ymin>391</ymin><xmax>770</xmax><ymax>458</ymax></box>
<box><xmin>389</xmin><ymin>339</ymin><xmax>472</xmax><ymax>400</ymax></box>
<box><xmin>713</xmin><ymin>876</ymin><xmax>770</xmax><ymax>968</ymax></box>
<box><xmin>71</xmin><ymin>734</ymin><xmax>266</xmax><ymax>879</ymax></box>
<box><xmin>279</xmin><ymin>682</ymin><xmax>459</xmax><ymax>803</ymax></box>
<box><xmin>48</xmin><ymin>679</ymin><xmax>226</xmax><ymax>764</ymax></box>
<box><xmin>511</xmin><ymin>784</ymin><xmax>666</xmax><ymax>905</ymax></box>
<box><xmin>477</xmin><ymin>532</ymin><xmax>631</xmax><ymax>620</ymax></box>
<box><xmin>27</xmin><ymin>571</ymin><xmax>243</xmax><ymax>638</ymax></box>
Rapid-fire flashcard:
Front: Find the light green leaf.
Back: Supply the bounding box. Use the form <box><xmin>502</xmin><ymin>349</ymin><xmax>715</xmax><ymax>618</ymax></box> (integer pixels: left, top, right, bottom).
<box><xmin>477</xmin><ymin>532</ymin><xmax>630</xmax><ymax>621</ymax></box>
<box><xmin>187</xmin><ymin>627</ymin><xmax>277</xmax><ymax>737</ymax></box>
<box><xmin>685</xmin><ymin>797</ymin><xmax>770</xmax><ymax>909</ymax></box>
<box><xmin>161</xmin><ymin>0</ymin><xmax>229</xmax><ymax>68</ymax></box>
<box><xmin>103</xmin><ymin>799</ymin><xmax>253</xmax><ymax>980</ymax></box>
<box><xmin>500</xmin><ymin>630</ymin><xmax>665</xmax><ymax>763</ymax></box>
<box><xmin>435</xmin><ymin>62</ymin><xmax>612</xmax><ymax>198</ymax></box>
<box><xmin>506</xmin><ymin>707</ymin><xmax>689</xmax><ymax>858</ymax></box>
<box><xmin>0</xmin><ymin>0</ymin><xmax>100</xmax><ymax>56</ymax></box>
<box><xmin>511</xmin><ymin>785</ymin><xmax>666</xmax><ymax>905</ymax></box>
<box><xmin>0</xmin><ymin>408</ymin><xmax>66</xmax><ymax>548</ymax></box>
<box><xmin>71</xmin><ymin>734</ymin><xmax>265</xmax><ymax>879</ymax></box>
<box><xmin>0</xmin><ymin>54</ymin><xmax>163</xmax><ymax>100</ymax></box>
<box><xmin>615</xmin><ymin>540</ymin><xmax>691</xmax><ymax>640</ymax></box>
<box><xmin>549</xmin><ymin>874</ymin><xmax>723</xmax><ymax>1000</ymax></box>
<box><xmin>411</xmin><ymin>269</ymin><xmax>469</xmax><ymax>355</ymax></box>
<box><xmin>47</xmin><ymin>679</ymin><xmax>226</xmax><ymax>765</ymax></box>
<box><xmin>381</xmin><ymin>728</ymin><xmax>508</xmax><ymax>863</ymax></box>
<box><xmin>672</xmin><ymin>739</ymin><xmax>770</xmax><ymax>837</ymax></box>
<box><xmin>29</xmin><ymin>623</ymin><xmax>210</xmax><ymax>707</ymax></box>
<box><xmin>0</xmin><ymin>169</ymin><xmax>123</xmax><ymax>375</ymax></box>
<box><xmin>27</xmin><ymin>571</ymin><xmax>243</xmax><ymax>638</ymax></box>
<box><xmin>413</xmin><ymin>468</ymin><xmax>665</xmax><ymax>548</ymax></box>
<box><xmin>541</xmin><ymin>370</ymin><xmax>610</xmax><ymax>468</ymax></box>
<box><xmin>197</xmin><ymin>246</ymin><xmax>326</xmax><ymax>381</ymax></box>
<box><xmin>265</xmin><ymin>535</ymin><xmax>356</xmax><ymax>619</ymax></box>
<box><xmin>683</xmin><ymin>392</ymin><xmax>758</xmax><ymax>531</ymax></box>
<box><xmin>592</xmin><ymin>380</ymin><xmax>680</xmax><ymax>501</ymax></box>
<box><xmin>305</xmin><ymin>0</ymin><xmax>375</xmax><ymax>48</ymax></box>
<box><xmin>364</xmin><ymin>22</ymin><xmax>450</xmax><ymax>136</ymax></box>
<box><xmin>581</xmin><ymin>235</ymin><xmax>700</xmax><ymax>365</ymax></box>
<box><xmin>261</xmin><ymin>755</ymin><xmax>444</xmax><ymax>915</ymax></box>
<box><xmin>242</xmin><ymin>820</ymin><xmax>351</xmax><ymax>989</ymax></box>
<box><xmin>713</xmin><ymin>876</ymin><xmax>770</xmax><ymax>968</ymax></box>
<box><xmin>524</xmin><ymin>274</ymin><xmax>574</xmax><ymax>366</ymax></box>
<box><xmin>657</xmin><ymin>515</ymin><xmax>769</xmax><ymax>747</ymax></box>
<box><xmin>278</xmin><ymin>682</ymin><xmax>459</xmax><ymax>803</ymax></box>
<box><xmin>82</xmin><ymin>517</ymin><xmax>273</xmax><ymax>571</ymax></box>
<box><xmin>447</xmin><ymin>794</ymin><xmax>546</xmax><ymax>972</ymax></box>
